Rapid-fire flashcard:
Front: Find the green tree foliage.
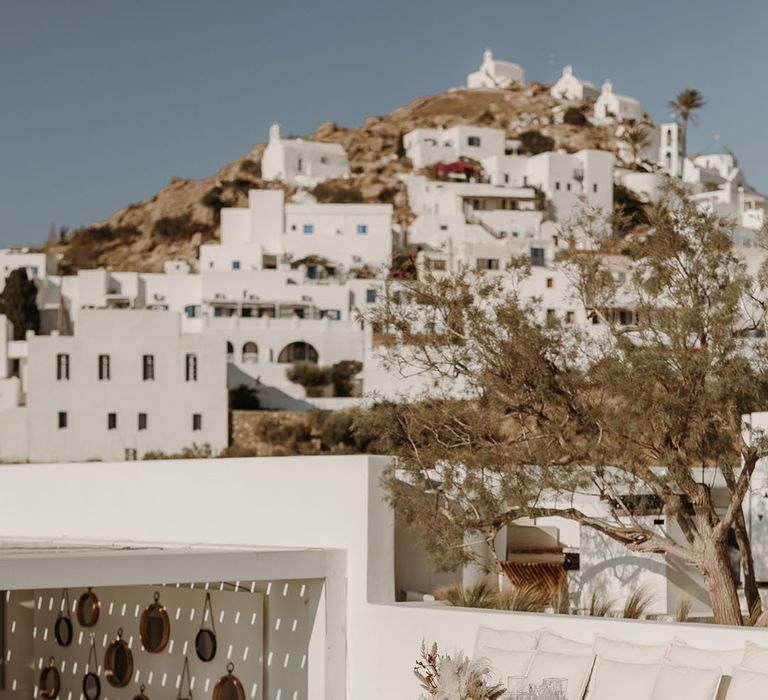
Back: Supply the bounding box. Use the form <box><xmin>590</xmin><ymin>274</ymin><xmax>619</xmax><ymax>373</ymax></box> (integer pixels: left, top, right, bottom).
<box><xmin>287</xmin><ymin>360</ymin><xmax>362</xmax><ymax>397</ymax></box>
<box><xmin>360</xmin><ymin>181</ymin><xmax>768</xmax><ymax>625</ymax></box>
<box><xmin>667</xmin><ymin>89</ymin><xmax>706</xmax><ymax>163</ymax></box>
<box><xmin>518</xmin><ymin>130</ymin><xmax>555</xmax><ymax>155</ymax></box>
<box><xmin>230</xmin><ymin>384</ymin><xmax>260</xmax><ymax>410</ymax></box>
<box><xmin>0</xmin><ymin>268</ymin><xmax>40</xmax><ymax>340</ymax></box>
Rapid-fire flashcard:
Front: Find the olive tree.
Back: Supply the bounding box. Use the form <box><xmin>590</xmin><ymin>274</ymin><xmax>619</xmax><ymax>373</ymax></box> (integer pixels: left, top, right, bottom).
<box><xmin>361</xmin><ymin>182</ymin><xmax>768</xmax><ymax>625</ymax></box>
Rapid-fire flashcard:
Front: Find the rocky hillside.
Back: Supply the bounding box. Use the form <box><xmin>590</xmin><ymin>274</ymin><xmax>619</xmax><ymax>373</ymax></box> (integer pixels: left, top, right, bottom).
<box><xmin>47</xmin><ymin>83</ymin><xmax>625</xmax><ymax>273</ymax></box>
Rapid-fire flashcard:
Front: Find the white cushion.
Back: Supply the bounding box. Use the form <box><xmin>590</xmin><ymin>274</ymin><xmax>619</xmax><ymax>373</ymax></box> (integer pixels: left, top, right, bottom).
<box><xmin>474</xmin><ymin>626</ymin><xmax>541</xmax><ymax>656</ymax></box>
<box><xmin>588</xmin><ymin>658</ymin><xmax>661</xmax><ymax>700</ymax></box>
<box><xmin>593</xmin><ymin>634</ymin><xmax>669</xmax><ymax>663</ymax></box>
<box><xmin>538</xmin><ymin>630</ymin><xmax>594</xmax><ymax>656</ymax></box>
<box><xmin>526</xmin><ymin>650</ymin><xmax>595</xmax><ymax>700</ymax></box>
<box><xmin>726</xmin><ymin>666</ymin><xmax>768</xmax><ymax>700</ymax></box>
<box><xmin>650</xmin><ymin>663</ymin><xmax>722</xmax><ymax>700</ymax></box>
<box><xmin>666</xmin><ymin>640</ymin><xmax>743</xmax><ymax>675</ymax></box>
<box><xmin>740</xmin><ymin>641</ymin><xmax>768</xmax><ymax>673</ymax></box>
<box><xmin>476</xmin><ymin>646</ymin><xmax>534</xmax><ymax>682</ymax></box>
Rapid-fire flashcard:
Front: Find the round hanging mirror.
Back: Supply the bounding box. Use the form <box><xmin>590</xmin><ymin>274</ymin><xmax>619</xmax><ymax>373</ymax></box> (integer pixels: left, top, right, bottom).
<box><xmin>82</xmin><ymin>634</ymin><xmax>101</xmax><ymax>700</ymax></box>
<box><xmin>54</xmin><ymin>589</ymin><xmax>73</xmax><ymax>647</ymax></box>
<box><xmin>139</xmin><ymin>591</ymin><xmax>170</xmax><ymax>653</ymax></box>
<box><xmin>132</xmin><ymin>683</ymin><xmax>150</xmax><ymax>700</ymax></box>
<box><xmin>104</xmin><ymin>627</ymin><xmax>133</xmax><ymax>688</ymax></box>
<box><xmin>213</xmin><ymin>663</ymin><xmax>245</xmax><ymax>700</ymax></box>
<box><xmin>77</xmin><ymin>587</ymin><xmax>100</xmax><ymax>627</ymax></box>
<box><xmin>195</xmin><ymin>592</ymin><xmax>217</xmax><ymax>662</ymax></box>
<box><xmin>39</xmin><ymin>657</ymin><xmax>61</xmax><ymax>699</ymax></box>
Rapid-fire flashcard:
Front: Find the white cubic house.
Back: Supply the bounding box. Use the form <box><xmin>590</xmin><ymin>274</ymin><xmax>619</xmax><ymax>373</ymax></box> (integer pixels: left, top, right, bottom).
<box><xmin>0</xmin><ymin>309</ymin><xmax>228</xmax><ymax>462</ymax></box>
<box><xmin>403</xmin><ymin>125</ymin><xmax>510</xmax><ymax>169</ymax></box>
<box><xmin>594</xmin><ymin>80</ymin><xmax>644</xmax><ymax>123</ymax></box>
<box><xmin>261</xmin><ymin>123</ymin><xmax>350</xmax><ymax>186</ymax></box>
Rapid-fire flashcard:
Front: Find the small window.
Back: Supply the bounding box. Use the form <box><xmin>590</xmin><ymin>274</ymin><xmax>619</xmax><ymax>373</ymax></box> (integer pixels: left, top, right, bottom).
<box><xmin>546</xmin><ymin>309</ymin><xmax>556</xmax><ymax>322</ymax></box>
<box><xmin>356</xmin><ymin>224</ymin><xmax>368</xmax><ymax>235</ymax></box>
<box><xmin>565</xmin><ymin>311</ymin><xmax>575</xmax><ymax>325</ymax></box>
<box><xmin>58</xmin><ymin>411</ymin><xmax>67</xmax><ymax>429</ymax></box>
<box><xmin>546</xmin><ymin>277</ymin><xmax>554</xmax><ymax>289</ymax></box>
<box><xmin>185</xmin><ymin>304</ymin><xmax>201</xmax><ymax>318</ymax></box>
<box><xmin>366</xmin><ymin>289</ymin><xmax>377</xmax><ymax>303</ymax></box>
<box><xmin>185</xmin><ymin>353</ymin><xmax>198</xmax><ymax>381</ymax></box>
<box><xmin>303</xmin><ymin>224</ymin><xmax>314</xmax><ymax>234</ymax></box>
<box><xmin>593</xmin><ymin>183</ymin><xmax>598</xmax><ymax>193</ymax></box>
<box><xmin>523</xmin><ymin>175</ymin><xmax>528</xmax><ymax>186</ymax></box>
<box><xmin>530</xmin><ymin>248</ymin><xmax>546</xmax><ymax>267</ymax></box>
<box><xmin>98</xmin><ymin>354</ymin><xmax>110</xmax><ymax>380</ymax></box>
<box><xmin>138</xmin><ymin>413</ymin><xmax>147</xmax><ymax>431</ymax></box>
<box><xmin>504</xmin><ymin>174</ymin><xmax>510</xmax><ymax>184</ymax></box>
<box><xmin>232</xmin><ymin>260</ymin><xmax>241</xmax><ymax>270</ymax></box>
<box><xmin>107</xmin><ymin>413</ymin><xmax>117</xmax><ymax>430</ymax></box>
<box><xmin>193</xmin><ymin>414</ymin><xmax>202</xmax><ymax>431</ymax></box>
<box><xmin>467</xmin><ymin>136</ymin><xmax>481</xmax><ymax>147</ymax></box>
<box><xmin>56</xmin><ymin>353</ymin><xmax>70</xmax><ymax>381</ymax></box>
<box><xmin>439</xmin><ymin>224</ymin><xmax>448</xmax><ymax>231</ymax></box>
<box><xmin>476</xmin><ymin>258</ymin><xmax>500</xmax><ymax>271</ymax></box>
<box><xmin>555</xmin><ymin>181</ymin><xmax>561</xmax><ymax>191</ymax></box>
<box><xmin>29</xmin><ymin>266</ymin><xmax>39</xmax><ymax>278</ymax></box>
<box><xmin>566</xmin><ymin>183</ymin><xmax>572</xmax><ymax>192</ymax></box>
<box><xmin>142</xmin><ymin>355</ymin><xmax>155</xmax><ymax>381</ymax></box>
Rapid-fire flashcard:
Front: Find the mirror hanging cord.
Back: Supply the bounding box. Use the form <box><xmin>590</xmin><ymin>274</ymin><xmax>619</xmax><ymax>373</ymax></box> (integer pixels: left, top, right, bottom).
<box><xmin>177</xmin><ymin>655</ymin><xmax>192</xmax><ymax>700</ymax></box>
<box><xmin>87</xmin><ymin>634</ymin><xmax>98</xmax><ymax>672</ymax></box>
<box><xmin>203</xmin><ymin>592</ymin><xmax>216</xmax><ymax>633</ymax></box>
<box><xmin>59</xmin><ymin>588</ymin><xmax>70</xmax><ymax>616</ymax></box>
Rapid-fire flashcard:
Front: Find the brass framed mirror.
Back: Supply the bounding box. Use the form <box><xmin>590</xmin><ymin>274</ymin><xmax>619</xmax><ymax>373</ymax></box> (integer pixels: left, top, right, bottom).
<box><xmin>132</xmin><ymin>683</ymin><xmax>150</xmax><ymax>700</ymax></box>
<box><xmin>39</xmin><ymin>657</ymin><xmax>61</xmax><ymax>699</ymax></box>
<box><xmin>54</xmin><ymin>589</ymin><xmax>73</xmax><ymax>647</ymax></box>
<box><xmin>104</xmin><ymin>627</ymin><xmax>133</xmax><ymax>688</ymax></box>
<box><xmin>195</xmin><ymin>592</ymin><xmax>217</xmax><ymax>662</ymax></box>
<box><xmin>82</xmin><ymin>634</ymin><xmax>101</xmax><ymax>700</ymax></box>
<box><xmin>212</xmin><ymin>663</ymin><xmax>245</xmax><ymax>700</ymax></box>
<box><xmin>139</xmin><ymin>591</ymin><xmax>170</xmax><ymax>653</ymax></box>
<box><xmin>76</xmin><ymin>587</ymin><xmax>100</xmax><ymax>627</ymax></box>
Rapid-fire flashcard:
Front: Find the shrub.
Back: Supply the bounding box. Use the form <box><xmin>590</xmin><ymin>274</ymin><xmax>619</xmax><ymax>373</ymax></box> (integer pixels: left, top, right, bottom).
<box><xmin>330</xmin><ymin>359</ymin><xmax>362</xmax><ymax>397</ymax></box>
<box><xmin>434</xmin><ymin>582</ymin><xmax>497</xmax><ymax>609</ymax></box>
<box><xmin>622</xmin><ymin>584</ymin><xmax>654</xmax><ymax>619</ymax></box>
<box><xmin>153</xmin><ymin>213</ymin><xmax>205</xmax><ymax>240</ymax></box>
<box><xmin>230</xmin><ymin>384</ymin><xmax>260</xmax><ymax>410</ymax></box>
<box><xmin>240</xmin><ymin>159</ymin><xmax>261</xmax><ymax>177</ymax></box>
<box><xmin>143</xmin><ymin>443</ymin><xmax>215</xmax><ymax>460</ymax></box>
<box><xmin>286</xmin><ymin>361</ymin><xmax>332</xmax><ymax>397</ymax></box>
<box><xmin>563</xmin><ymin>106</ymin><xmax>589</xmax><ymax>127</ymax></box>
<box><xmin>311</xmin><ymin>181</ymin><xmax>363</xmax><ymax>204</ymax></box>
<box><xmin>518</xmin><ymin>130</ymin><xmax>555</xmax><ymax>155</ymax></box>
<box><xmin>495</xmin><ymin>584</ymin><xmax>550</xmax><ymax>613</ymax></box>
<box><xmin>0</xmin><ymin>269</ymin><xmax>40</xmax><ymax>339</ymax></box>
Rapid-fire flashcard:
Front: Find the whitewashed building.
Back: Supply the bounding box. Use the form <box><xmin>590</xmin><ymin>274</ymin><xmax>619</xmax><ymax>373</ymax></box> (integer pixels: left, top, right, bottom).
<box><xmin>594</xmin><ymin>80</ymin><xmax>644</xmax><ymax>123</ymax></box>
<box><xmin>550</xmin><ymin>65</ymin><xmax>599</xmax><ymax>102</ymax></box>
<box><xmin>0</xmin><ymin>309</ymin><xmax>228</xmax><ymax>462</ymax></box>
<box><xmin>467</xmin><ymin>48</ymin><xmax>524</xmax><ymax>88</ymax></box>
<box><xmin>0</xmin><ymin>248</ymin><xmax>52</xmax><ymax>291</ymax></box>
<box><xmin>262</xmin><ymin>123</ymin><xmax>350</xmax><ymax>186</ymax></box>
<box><xmin>403</xmin><ymin>125</ymin><xmax>509</xmax><ymax>169</ymax></box>
<box><xmin>200</xmin><ymin>189</ymin><xmax>392</xmax><ymax>272</ymax></box>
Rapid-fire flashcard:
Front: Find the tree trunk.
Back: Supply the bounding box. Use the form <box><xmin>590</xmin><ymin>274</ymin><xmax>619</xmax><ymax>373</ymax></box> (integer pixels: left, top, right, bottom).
<box><xmin>733</xmin><ymin>508</ymin><xmax>761</xmax><ymax>616</ymax></box>
<box><xmin>701</xmin><ymin>540</ymin><xmax>743</xmax><ymax>625</ymax></box>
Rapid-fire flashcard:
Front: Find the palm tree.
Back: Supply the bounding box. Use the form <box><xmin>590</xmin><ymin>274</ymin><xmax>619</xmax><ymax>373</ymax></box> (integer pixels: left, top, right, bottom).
<box><xmin>667</xmin><ymin>89</ymin><xmax>706</xmax><ymax>165</ymax></box>
<box><xmin>621</xmin><ymin>124</ymin><xmax>651</xmax><ymax>169</ymax></box>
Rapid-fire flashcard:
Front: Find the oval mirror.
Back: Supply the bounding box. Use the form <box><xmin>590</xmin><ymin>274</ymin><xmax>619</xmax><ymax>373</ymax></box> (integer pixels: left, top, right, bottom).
<box><xmin>54</xmin><ymin>589</ymin><xmax>73</xmax><ymax>647</ymax></box>
<box><xmin>104</xmin><ymin>628</ymin><xmax>133</xmax><ymax>688</ymax></box>
<box><xmin>39</xmin><ymin>657</ymin><xmax>61</xmax><ymax>699</ymax></box>
<box><xmin>139</xmin><ymin>592</ymin><xmax>170</xmax><ymax>653</ymax></box>
<box><xmin>132</xmin><ymin>684</ymin><xmax>150</xmax><ymax>700</ymax></box>
<box><xmin>77</xmin><ymin>587</ymin><xmax>100</xmax><ymax>627</ymax></box>
<box><xmin>213</xmin><ymin>663</ymin><xmax>245</xmax><ymax>700</ymax></box>
<box><xmin>54</xmin><ymin>616</ymin><xmax>72</xmax><ymax>647</ymax></box>
<box><xmin>82</xmin><ymin>672</ymin><xmax>101</xmax><ymax>700</ymax></box>
<box><xmin>195</xmin><ymin>592</ymin><xmax>217</xmax><ymax>662</ymax></box>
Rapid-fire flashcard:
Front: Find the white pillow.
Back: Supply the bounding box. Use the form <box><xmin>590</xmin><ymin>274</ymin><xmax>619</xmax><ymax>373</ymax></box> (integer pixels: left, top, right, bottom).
<box><xmin>538</xmin><ymin>630</ymin><xmax>594</xmax><ymax>656</ymax></box>
<box><xmin>667</xmin><ymin>640</ymin><xmax>743</xmax><ymax>675</ymax></box>
<box><xmin>740</xmin><ymin>641</ymin><xmax>768</xmax><ymax>673</ymax></box>
<box><xmin>477</xmin><ymin>646</ymin><xmax>534</xmax><ymax>682</ymax></box>
<box><xmin>650</xmin><ymin>663</ymin><xmax>722</xmax><ymax>700</ymax></box>
<box><xmin>588</xmin><ymin>658</ymin><xmax>661</xmax><ymax>700</ymax></box>
<box><xmin>526</xmin><ymin>650</ymin><xmax>595</xmax><ymax>700</ymax></box>
<box><xmin>593</xmin><ymin>634</ymin><xmax>669</xmax><ymax>663</ymax></box>
<box><xmin>726</xmin><ymin>666</ymin><xmax>768</xmax><ymax>700</ymax></box>
<box><xmin>474</xmin><ymin>626</ymin><xmax>541</xmax><ymax>656</ymax></box>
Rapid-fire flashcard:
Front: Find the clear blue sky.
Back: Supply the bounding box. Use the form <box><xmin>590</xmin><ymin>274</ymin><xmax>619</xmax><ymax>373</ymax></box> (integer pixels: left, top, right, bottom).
<box><xmin>1</xmin><ymin>0</ymin><xmax>764</xmax><ymax>246</ymax></box>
